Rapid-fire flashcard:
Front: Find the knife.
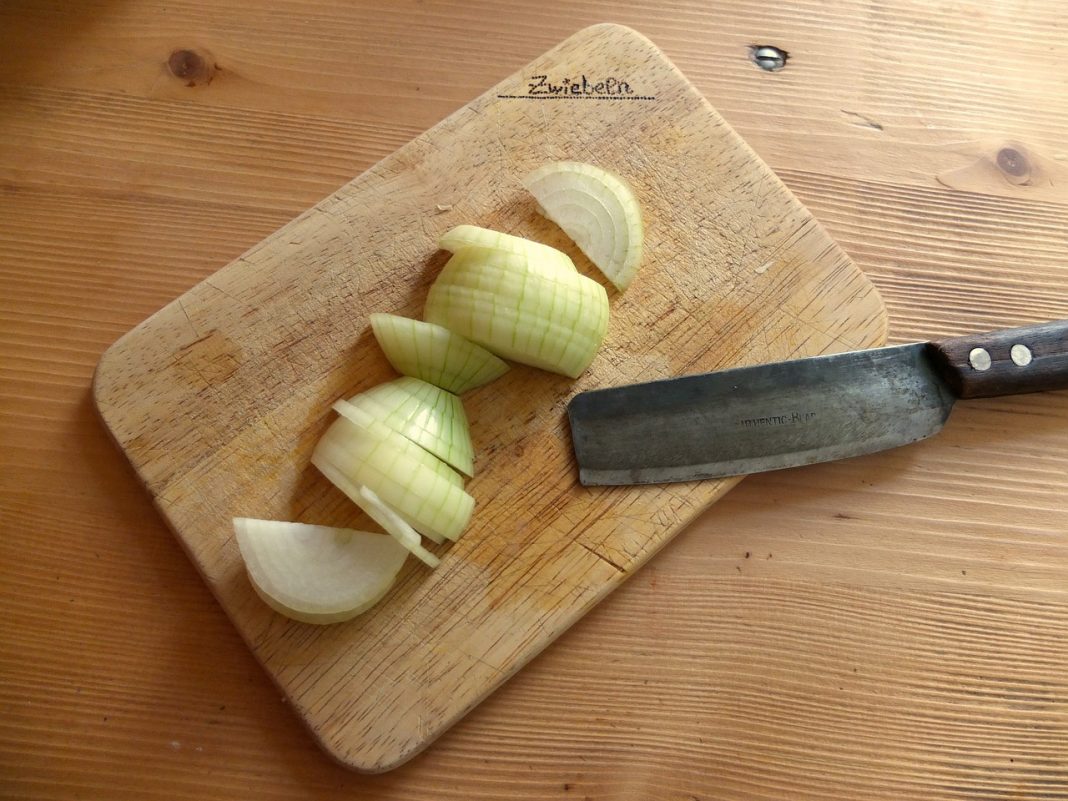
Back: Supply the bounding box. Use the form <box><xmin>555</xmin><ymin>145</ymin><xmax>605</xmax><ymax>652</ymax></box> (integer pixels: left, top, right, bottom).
<box><xmin>568</xmin><ymin>319</ymin><xmax>1068</xmax><ymax>485</ymax></box>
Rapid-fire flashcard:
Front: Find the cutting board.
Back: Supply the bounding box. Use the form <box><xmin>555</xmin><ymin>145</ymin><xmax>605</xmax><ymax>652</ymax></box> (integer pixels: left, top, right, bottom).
<box><xmin>93</xmin><ymin>24</ymin><xmax>887</xmax><ymax>772</ymax></box>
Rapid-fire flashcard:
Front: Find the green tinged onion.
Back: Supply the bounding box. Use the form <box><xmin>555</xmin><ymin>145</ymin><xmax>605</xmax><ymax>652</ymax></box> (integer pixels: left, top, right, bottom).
<box><xmin>424</xmin><ymin>245</ymin><xmax>609</xmax><ymax>378</ymax></box>
<box><xmin>312</xmin><ymin>405</ymin><xmax>474</xmax><ymax>543</ymax></box>
<box><xmin>345</xmin><ymin>376</ymin><xmax>474</xmax><ymax>476</ymax></box>
<box><xmin>370</xmin><ymin>313</ymin><xmax>509</xmax><ymax>394</ymax></box>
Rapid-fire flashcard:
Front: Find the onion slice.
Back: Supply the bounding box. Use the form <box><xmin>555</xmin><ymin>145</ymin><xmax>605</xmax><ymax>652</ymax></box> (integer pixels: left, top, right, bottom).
<box><xmin>425</xmin><ymin>246</ymin><xmax>609</xmax><ymax>378</ymax></box>
<box><xmin>440</xmin><ymin>224</ymin><xmax>576</xmax><ymax>272</ymax></box>
<box><xmin>369</xmin><ymin>313</ymin><xmax>509</xmax><ymax>394</ymax></box>
<box><xmin>232</xmin><ymin>518</ymin><xmax>408</xmax><ymax>624</ymax></box>
<box><xmin>355</xmin><ymin>484</ymin><xmax>442</xmax><ymax>568</ymax></box>
<box><xmin>344</xmin><ymin>377</ymin><xmax>474</xmax><ymax>476</ymax></box>
<box><xmin>312</xmin><ymin>461</ymin><xmax>441</xmax><ymax>567</ymax></box>
<box><xmin>312</xmin><ymin>407</ymin><xmax>474</xmax><ymax>542</ymax></box>
<box><xmin>330</xmin><ymin>400</ymin><xmax>462</xmax><ymax>488</ymax></box>
<box><xmin>522</xmin><ymin>161</ymin><xmax>643</xmax><ymax>291</ymax></box>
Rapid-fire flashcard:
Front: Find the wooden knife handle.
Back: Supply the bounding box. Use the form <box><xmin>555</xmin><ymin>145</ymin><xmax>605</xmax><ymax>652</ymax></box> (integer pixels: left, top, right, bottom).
<box><xmin>927</xmin><ymin>319</ymin><xmax>1068</xmax><ymax>399</ymax></box>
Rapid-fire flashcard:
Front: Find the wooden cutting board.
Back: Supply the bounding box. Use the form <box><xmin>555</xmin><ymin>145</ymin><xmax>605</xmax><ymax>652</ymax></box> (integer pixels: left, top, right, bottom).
<box><xmin>93</xmin><ymin>23</ymin><xmax>887</xmax><ymax>772</ymax></box>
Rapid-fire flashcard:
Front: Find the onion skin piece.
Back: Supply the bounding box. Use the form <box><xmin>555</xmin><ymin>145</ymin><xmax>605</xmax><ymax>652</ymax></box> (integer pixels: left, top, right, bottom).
<box><xmin>232</xmin><ymin>518</ymin><xmax>408</xmax><ymax>624</ymax></box>
<box><xmin>522</xmin><ymin>161</ymin><xmax>644</xmax><ymax>291</ymax></box>
<box><xmin>369</xmin><ymin>313</ymin><xmax>509</xmax><ymax>394</ymax></box>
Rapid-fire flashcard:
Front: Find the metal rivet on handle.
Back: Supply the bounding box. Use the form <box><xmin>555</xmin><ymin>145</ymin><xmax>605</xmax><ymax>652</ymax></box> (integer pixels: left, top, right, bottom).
<box><xmin>969</xmin><ymin>347</ymin><xmax>992</xmax><ymax>371</ymax></box>
<box><xmin>1011</xmin><ymin>344</ymin><xmax>1033</xmax><ymax>366</ymax></box>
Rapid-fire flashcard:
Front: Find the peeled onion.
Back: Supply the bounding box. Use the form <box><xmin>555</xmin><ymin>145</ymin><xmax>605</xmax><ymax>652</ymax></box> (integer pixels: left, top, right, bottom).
<box><xmin>424</xmin><ymin>245</ymin><xmax>609</xmax><ymax>378</ymax></box>
<box><xmin>440</xmin><ymin>224</ymin><xmax>576</xmax><ymax>272</ymax></box>
<box><xmin>369</xmin><ymin>313</ymin><xmax>509</xmax><ymax>394</ymax></box>
<box><xmin>344</xmin><ymin>377</ymin><xmax>474</xmax><ymax>476</ymax></box>
<box><xmin>522</xmin><ymin>161</ymin><xmax>643</xmax><ymax>291</ymax></box>
<box><xmin>311</xmin><ymin>461</ymin><xmax>441</xmax><ymax>568</ymax></box>
<box><xmin>232</xmin><ymin>518</ymin><xmax>408</xmax><ymax>624</ymax></box>
<box><xmin>312</xmin><ymin>405</ymin><xmax>474</xmax><ymax>542</ymax></box>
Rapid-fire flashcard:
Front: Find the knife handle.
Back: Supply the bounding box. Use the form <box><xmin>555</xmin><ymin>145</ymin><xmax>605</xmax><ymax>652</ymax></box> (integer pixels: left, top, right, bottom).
<box><xmin>927</xmin><ymin>319</ymin><xmax>1068</xmax><ymax>399</ymax></box>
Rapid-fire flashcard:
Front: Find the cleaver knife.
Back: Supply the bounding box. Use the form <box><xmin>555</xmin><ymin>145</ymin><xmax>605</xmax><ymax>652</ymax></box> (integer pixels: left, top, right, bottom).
<box><xmin>568</xmin><ymin>319</ymin><xmax>1068</xmax><ymax>485</ymax></box>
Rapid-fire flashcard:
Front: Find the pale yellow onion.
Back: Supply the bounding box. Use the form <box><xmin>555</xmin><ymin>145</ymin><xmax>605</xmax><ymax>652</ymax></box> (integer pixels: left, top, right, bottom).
<box><xmin>312</xmin><ymin>460</ymin><xmax>441</xmax><ymax>567</ymax></box>
<box><xmin>345</xmin><ymin>377</ymin><xmax>474</xmax><ymax>476</ymax></box>
<box><xmin>522</xmin><ymin>161</ymin><xmax>643</xmax><ymax>291</ymax></box>
<box><xmin>312</xmin><ymin>407</ymin><xmax>474</xmax><ymax>542</ymax></box>
<box><xmin>424</xmin><ymin>246</ymin><xmax>609</xmax><ymax>378</ymax></box>
<box><xmin>232</xmin><ymin>518</ymin><xmax>408</xmax><ymax>624</ymax></box>
<box><xmin>369</xmin><ymin>313</ymin><xmax>508</xmax><ymax>394</ymax></box>
<box><xmin>439</xmin><ymin>224</ymin><xmax>576</xmax><ymax>273</ymax></box>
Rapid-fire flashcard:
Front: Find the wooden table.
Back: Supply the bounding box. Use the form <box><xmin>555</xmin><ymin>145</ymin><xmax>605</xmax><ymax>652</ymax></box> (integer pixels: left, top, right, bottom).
<box><xmin>3</xmin><ymin>1</ymin><xmax>1066</xmax><ymax>798</ymax></box>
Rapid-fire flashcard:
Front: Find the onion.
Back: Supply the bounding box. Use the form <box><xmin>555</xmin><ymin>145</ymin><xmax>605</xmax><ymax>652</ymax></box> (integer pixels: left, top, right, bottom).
<box><xmin>232</xmin><ymin>518</ymin><xmax>408</xmax><ymax>624</ymax></box>
<box><xmin>522</xmin><ymin>161</ymin><xmax>643</xmax><ymax>291</ymax></box>
<box><xmin>343</xmin><ymin>377</ymin><xmax>474</xmax><ymax>476</ymax></box>
<box><xmin>312</xmin><ymin>405</ymin><xmax>474</xmax><ymax>542</ymax></box>
<box><xmin>369</xmin><ymin>313</ymin><xmax>509</xmax><ymax>394</ymax></box>
<box><xmin>355</xmin><ymin>484</ymin><xmax>442</xmax><ymax>568</ymax></box>
<box><xmin>439</xmin><ymin>224</ymin><xmax>576</xmax><ymax>272</ymax></box>
<box><xmin>312</xmin><ymin>461</ymin><xmax>441</xmax><ymax>568</ymax></box>
<box><xmin>424</xmin><ymin>246</ymin><xmax>609</xmax><ymax>378</ymax></box>
<box><xmin>329</xmin><ymin>399</ymin><xmax>462</xmax><ymax>489</ymax></box>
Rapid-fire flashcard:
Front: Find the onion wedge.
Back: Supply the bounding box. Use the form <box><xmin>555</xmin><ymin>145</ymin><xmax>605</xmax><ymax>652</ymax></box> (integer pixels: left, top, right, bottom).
<box><xmin>330</xmin><ymin>399</ymin><xmax>462</xmax><ymax>489</ymax></box>
<box><xmin>522</xmin><ymin>161</ymin><xmax>643</xmax><ymax>291</ymax></box>
<box><xmin>232</xmin><ymin>518</ymin><xmax>408</xmax><ymax>624</ymax></box>
<box><xmin>344</xmin><ymin>377</ymin><xmax>474</xmax><ymax>476</ymax></box>
<box><xmin>369</xmin><ymin>313</ymin><xmax>509</xmax><ymax>394</ymax></box>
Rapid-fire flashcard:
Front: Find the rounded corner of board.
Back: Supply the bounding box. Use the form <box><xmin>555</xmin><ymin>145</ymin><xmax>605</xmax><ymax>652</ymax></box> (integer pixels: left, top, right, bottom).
<box><xmin>313</xmin><ymin>733</ymin><xmax>430</xmax><ymax>775</ymax></box>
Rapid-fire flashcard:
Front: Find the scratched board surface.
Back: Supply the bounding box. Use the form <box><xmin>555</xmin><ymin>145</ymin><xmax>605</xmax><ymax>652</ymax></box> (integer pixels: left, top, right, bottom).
<box><xmin>93</xmin><ymin>24</ymin><xmax>886</xmax><ymax>771</ymax></box>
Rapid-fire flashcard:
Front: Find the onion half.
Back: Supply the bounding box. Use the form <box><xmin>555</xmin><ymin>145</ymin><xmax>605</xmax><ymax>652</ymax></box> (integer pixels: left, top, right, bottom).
<box><xmin>424</xmin><ymin>246</ymin><xmax>609</xmax><ymax>378</ymax></box>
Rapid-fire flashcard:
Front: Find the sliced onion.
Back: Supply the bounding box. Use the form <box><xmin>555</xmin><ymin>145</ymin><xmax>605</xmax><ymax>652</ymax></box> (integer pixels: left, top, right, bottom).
<box><xmin>522</xmin><ymin>161</ymin><xmax>643</xmax><ymax>291</ymax></box>
<box><xmin>312</xmin><ymin>409</ymin><xmax>474</xmax><ymax>542</ymax></box>
<box><xmin>330</xmin><ymin>400</ymin><xmax>462</xmax><ymax>488</ymax></box>
<box><xmin>343</xmin><ymin>377</ymin><xmax>474</xmax><ymax>476</ymax></box>
<box><xmin>312</xmin><ymin>460</ymin><xmax>441</xmax><ymax>567</ymax></box>
<box><xmin>355</xmin><ymin>484</ymin><xmax>442</xmax><ymax>568</ymax></box>
<box><xmin>232</xmin><ymin>518</ymin><xmax>408</xmax><ymax>624</ymax></box>
<box><xmin>369</xmin><ymin>313</ymin><xmax>509</xmax><ymax>394</ymax></box>
<box><xmin>440</xmin><ymin>224</ymin><xmax>576</xmax><ymax>272</ymax></box>
<box><xmin>424</xmin><ymin>246</ymin><xmax>609</xmax><ymax>378</ymax></box>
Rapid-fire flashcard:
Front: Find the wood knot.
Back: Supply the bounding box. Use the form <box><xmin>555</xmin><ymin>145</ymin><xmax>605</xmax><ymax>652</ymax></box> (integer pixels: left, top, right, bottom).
<box><xmin>167</xmin><ymin>49</ymin><xmax>216</xmax><ymax>87</ymax></box>
<box><xmin>996</xmin><ymin>146</ymin><xmax>1029</xmax><ymax>179</ymax></box>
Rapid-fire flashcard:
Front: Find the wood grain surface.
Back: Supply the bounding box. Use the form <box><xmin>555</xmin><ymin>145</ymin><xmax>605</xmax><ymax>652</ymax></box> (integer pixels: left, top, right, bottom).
<box><xmin>2</xmin><ymin>0</ymin><xmax>1067</xmax><ymax>798</ymax></box>
<box><xmin>91</xmin><ymin>23</ymin><xmax>885</xmax><ymax>771</ymax></box>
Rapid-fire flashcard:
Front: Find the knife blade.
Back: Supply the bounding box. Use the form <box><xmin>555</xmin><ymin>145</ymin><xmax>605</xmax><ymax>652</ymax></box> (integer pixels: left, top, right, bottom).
<box><xmin>568</xmin><ymin>319</ymin><xmax>1068</xmax><ymax>485</ymax></box>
